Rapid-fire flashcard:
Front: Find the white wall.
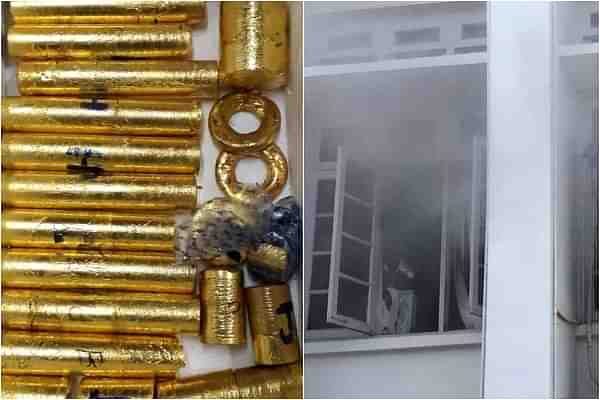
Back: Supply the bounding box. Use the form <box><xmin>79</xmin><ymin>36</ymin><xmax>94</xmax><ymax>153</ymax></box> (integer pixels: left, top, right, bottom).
<box><xmin>304</xmin><ymin>345</ymin><xmax>481</xmax><ymax>399</ymax></box>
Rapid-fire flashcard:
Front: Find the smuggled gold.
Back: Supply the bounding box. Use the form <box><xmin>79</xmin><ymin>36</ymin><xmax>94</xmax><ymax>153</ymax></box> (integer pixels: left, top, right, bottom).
<box><xmin>157</xmin><ymin>369</ymin><xmax>239</xmax><ymax>399</ymax></box>
<box><xmin>76</xmin><ymin>377</ymin><xmax>154</xmax><ymax>399</ymax></box>
<box><xmin>2</xmin><ymin>133</ymin><xmax>201</xmax><ymax>174</ymax></box>
<box><xmin>9</xmin><ymin>0</ymin><xmax>206</xmax><ymax>25</ymax></box>
<box><xmin>18</xmin><ymin>60</ymin><xmax>219</xmax><ymax>98</ymax></box>
<box><xmin>1</xmin><ymin>375</ymin><xmax>72</xmax><ymax>400</ymax></box>
<box><xmin>1</xmin><ymin>249</ymin><xmax>195</xmax><ymax>294</ymax></box>
<box><xmin>8</xmin><ymin>24</ymin><xmax>192</xmax><ymax>60</ymax></box>
<box><xmin>1</xmin><ymin>208</ymin><xmax>176</xmax><ymax>252</ymax></box>
<box><xmin>247</xmin><ymin>243</ymin><xmax>288</xmax><ymax>276</ymax></box>
<box><xmin>2</xmin><ymin>171</ymin><xmax>198</xmax><ymax>211</ymax></box>
<box><xmin>246</xmin><ymin>284</ymin><xmax>299</xmax><ymax>365</ymax></box>
<box><xmin>200</xmin><ymin>267</ymin><xmax>246</xmax><ymax>345</ymax></box>
<box><xmin>1</xmin><ymin>330</ymin><xmax>185</xmax><ymax>378</ymax></box>
<box><xmin>1</xmin><ymin>96</ymin><xmax>202</xmax><ymax>136</ymax></box>
<box><xmin>220</xmin><ymin>2</ymin><xmax>289</xmax><ymax>90</ymax></box>
<box><xmin>235</xmin><ymin>363</ymin><xmax>302</xmax><ymax>399</ymax></box>
<box><xmin>216</xmin><ymin>144</ymin><xmax>288</xmax><ymax>204</ymax></box>
<box><xmin>209</xmin><ymin>92</ymin><xmax>281</xmax><ymax>152</ymax></box>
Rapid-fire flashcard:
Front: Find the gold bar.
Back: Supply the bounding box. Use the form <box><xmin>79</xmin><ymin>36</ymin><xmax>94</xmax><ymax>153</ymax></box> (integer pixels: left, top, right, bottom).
<box><xmin>2</xmin><ymin>171</ymin><xmax>198</xmax><ymax>211</ymax></box>
<box><xmin>246</xmin><ymin>284</ymin><xmax>299</xmax><ymax>365</ymax></box>
<box><xmin>76</xmin><ymin>377</ymin><xmax>154</xmax><ymax>399</ymax></box>
<box><xmin>2</xmin><ymin>289</ymin><xmax>201</xmax><ymax>335</ymax></box>
<box><xmin>1</xmin><ymin>209</ymin><xmax>176</xmax><ymax>252</ymax></box>
<box><xmin>157</xmin><ymin>369</ymin><xmax>238</xmax><ymax>399</ymax></box>
<box><xmin>10</xmin><ymin>0</ymin><xmax>206</xmax><ymax>25</ymax></box>
<box><xmin>200</xmin><ymin>267</ymin><xmax>246</xmax><ymax>345</ymax></box>
<box><xmin>2</xmin><ymin>133</ymin><xmax>201</xmax><ymax>174</ymax></box>
<box><xmin>1</xmin><ymin>330</ymin><xmax>185</xmax><ymax>378</ymax></box>
<box><xmin>1</xmin><ymin>249</ymin><xmax>195</xmax><ymax>294</ymax></box>
<box><xmin>8</xmin><ymin>24</ymin><xmax>192</xmax><ymax>60</ymax></box>
<box><xmin>1</xmin><ymin>375</ymin><xmax>72</xmax><ymax>400</ymax></box>
<box><xmin>220</xmin><ymin>2</ymin><xmax>289</xmax><ymax>90</ymax></box>
<box><xmin>235</xmin><ymin>363</ymin><xmax>302</xmax><ymax>399</ymax></box>
<box><xmin>1</xmin><ymin>97</ymin><xmax>202</xmax><ymax>136</ymax></box>
<box><xmin>18</xmin><ymin>60</ymin><xmax>219</xmax><ymax>98</ymax></box>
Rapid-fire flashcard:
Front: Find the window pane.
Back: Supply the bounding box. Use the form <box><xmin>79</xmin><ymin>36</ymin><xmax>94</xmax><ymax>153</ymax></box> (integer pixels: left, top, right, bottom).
<box><xmin>337</xmin><ymin>278</ymin><xmax>369</xmax><ymax>323</ymax></box>
<box><xmin>316</xmin><ymin>179</ymin><xmax>336</xmax><ymax>214</ymax></box>
<box><xmin>342</xmin><ymin>195</ymin><xmax>372</xmax><ymax>242</ymax></box>
<box><xmin>311</xmin><ymin>255</ymin><xmax>331</xmax><ymax>290</ymax></box>
<box><xmin>340</xmin><ymin>236</ymin><xmax>371</xmax><ymax>283</ymax></box>
<box><xmin>308</xmin><ymin>294</ymin><xmax>338</xmax><ymax>330</ymax></box>
<box><xmin>345</xmin><ymin>159</ymin><xmax>374</xmax><ymax>202</ymax></box>
<box><xmin>313</xmin><ymin>216</ymin><xmax>333</xmax><ymax>252</ymax></box>
<box><xmin>319</xmin><ymin>128</ymin><xmax>343</xmax><ymax>162</ymax></box>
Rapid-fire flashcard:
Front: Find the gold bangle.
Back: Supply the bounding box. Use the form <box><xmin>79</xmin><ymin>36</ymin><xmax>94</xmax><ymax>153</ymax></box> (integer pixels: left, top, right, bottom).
<box><xmin>209</xmin><ymin>92</ymin><xmax>280</xmax><ymax>152</ymax></box>
<box><xmin>216</xmin><ymin>144</ymin><xmax>288</xmax><ymax>203</ymax></box>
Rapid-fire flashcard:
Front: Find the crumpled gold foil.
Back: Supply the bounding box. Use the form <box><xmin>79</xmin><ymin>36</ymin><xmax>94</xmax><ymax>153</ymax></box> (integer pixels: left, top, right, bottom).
<box><xmin>76</xmin><ymin>377</ymin><xmax>155</xmax><ymax>399</ymax></box>
<box><xmin>2</xmin><ymin>133</ymin><xmax>201</xmax><ymax>174</ymax></box>
<box><xmin>1</xmin><ymin>375</ymin><xmax>72</xmax><ymax>400</ymax></box>
<box><xmin>17</xmin><ymin>60</ymin><xmax>219</xmax><ymax>98</ymax></box>
<box><xmin>9</xmin><ymin>0</ymin><xmax>206</xmax><ymax>25</ymax></box>
<box><xmin>1</xmin><ymin>96</ymin><xmax>202</xmax><ymax>136</ymax></box>
<box><xmin>1</xmin><ymin>248</ymin><xmax>195</xmax><ymax>294</ymax></box>
<box><xmin>246</xmin><ymin>284</ymin><xmax>299</xmax><ymax>365</ymax></box>
<box><xmin>8</xmin><ymin>24</ymin><xmax>192</xmax><ymax>60</ymax></box>
<box><xmin>220</xmin><ymin>2</ymin><xmax>289</xmax><ymax>90</ymax></box>
<box><xmin>157</xmin><ymin>369</ymin><xmax>239</xmax><ymax>399</ymax></box>
<box><xmin>2</xmin><ymin>289</ymin><xmax>201</xmax><ymax>336</ymax></box>
<box><xmin>1</xmin><ymin>330</ymin><xmax>185</xmax><ymax>378</ymax></box>
<box><xmin>247</xmin><ymin>243</ymin><xmax>288</xmax><ymax>274</ymax></box>
<box><xmin>235</xmin><ymin>363</ymin><xmax>302</xmax><ymax>399</ymax></box>
<box><xmin>2</xmin><ymin>170</ymin><xmax>198</xmax><ymax>211</ymax></box>
<box><xmin>200</xmin><ymin>267</ymin><xmax>246</xmax><ymax>345</ymax></box>
<box><xmin>1</xmin><ymin>208</ymin><xmax>176</xmax><ymax>252</ymax></box>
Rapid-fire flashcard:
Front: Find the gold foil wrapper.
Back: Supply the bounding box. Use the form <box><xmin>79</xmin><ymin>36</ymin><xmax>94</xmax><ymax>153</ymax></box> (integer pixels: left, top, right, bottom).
<box><xmin>1</xmin><ymin>248</ymin><xmax>195</xmax><ymax>294</ymax></box>
<box><xmin>2</xmin><ymin>133</ymin><xmax>201</xmax><ymax>174</ymax></box>
<box><xmin>2</xmin><ymin>171</ymin><xmax>198</xmax><ymax>211</ymax></box>
<box><xmin>1</xmin><ymin>330</ymin><xmax>185</xmax><ymax>378</ymax></box>
<box><xmin>10</xmin><ymin>0</ymin><xmax>206</xmax><ymax>25</ymax></box>
<box><xmin>157</xmin><ymin>369</ymin><xmax>239</xmax><ymax>399</ymax></box>
<box><xmin>2</xmin><ymin>96</ymin><xmax>202</xmax><ymax>136</ymax></box>
<box><xmin>200</xmin><ymin>267</ymin><xmax>246</xmax><ymax>345</ymax></box>
<box><xmin>1</xmin><ymin>375</ymin><xmax>72</xmax><ymax>400</ymax></box>
<box><xmin>1</xmin><ymin>208</ymin><xmax>176</xmax><ymax>252</ymax></box>
<box><xmin>235</xmin><ymin>363</ymin><xmax>302</xmax><ymax>399</ymax></box>
<box><xmin>18</xmin><ymin>60</ymin><xmax>219</xmax><ymax>98</ymax></box>
<box><xmin>246</xmin><ymin>284</ymin><xmax>299</xmax><ymax>365</ymax></box>
<box><xmin>76</xmin><ymin>377</ymin><xmax>154</xmax><ymax>399</ymax></box>
<box><xmin>220</xmin><ymin>2</ymin><xmax>289</xmax><ymax>90</ymax></box>
<box><xmin>247</xmin><ymin>243</ymin><xmax>288</xmax><ymax>274</ymax></box>
<box><xmin>8</xmin><ymin>24</ymin><xmax>192</xmax><ymax>60</ymax></box>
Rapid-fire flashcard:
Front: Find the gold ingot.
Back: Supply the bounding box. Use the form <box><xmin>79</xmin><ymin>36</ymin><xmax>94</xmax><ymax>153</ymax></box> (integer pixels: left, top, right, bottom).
<box><xmin>1</xmin><ymin>330</ymin><xmax>185</xmax><ymax>378</ymax></box>
<box><xmin>246</xmin><ymin>284</ymin><xmax>299</xmax><ymax>365</ymax></box>
<box><xmin>8</xmin><ymin>24</ymin><xmax>192</xmax><ymax>60</ymax></box>
<box><xmin>9</xmin><ymin>0</ymin><xmax>206</xmax><ymax>25</ymax></box>
<box><xmin>247</xmin><ymin>243</ymin><xmax>288</xmax><ymax>275</ymax></box>
<box><xmin>1</xmin><ymin>97</ymin><xmax>202</xmax><ymax>136</ymax></box>
<box><xmin>1</xmin><ymin>375</ymin><xmax>72</xmax><ymax>400</ymax></box>
<box><xmin>18</xmin><ymin>60</ymin><xmax>219</xmax><ymax>98</ymax></box>
<box><xmin>200</xmin><ymin>267</ymin><xmax>246</xmax><ymax>345</ymax></box>
<box><xmin>157</xmin><ymin>369</ymin><xmax>239</xmax><ymax>399</ymax></box>
<box><xmin>76</xmin><ymin>377</ymin><xmax>154</xmax><ymax>399</ymax></box>
<box><xmin>1</xmin><ymin>208</ymin><xmax>176</xmax><ymax>252</ymax></box>
<box><xmin>2</xmin><ymin>171</ymin><xmax>198</xmax><ymax>211</ymax></box>
<box><xmin>2</xmin><ymin>133</ymin><xmax>200</xmax><ymax>174</ymax></box>
<box><xmin>220</xmin><ymin>2</ymin><xmax>289</xmax><ymax>90</ymax></box>
<box><xmin>235</xmin><ymin>363</ymin><xmax>302</xmax><ymax>399</ymax></box>
<box><xmin>1</xmin><ymin>249</ymin><xmax>195</xmax><ymax>294</ymax></box>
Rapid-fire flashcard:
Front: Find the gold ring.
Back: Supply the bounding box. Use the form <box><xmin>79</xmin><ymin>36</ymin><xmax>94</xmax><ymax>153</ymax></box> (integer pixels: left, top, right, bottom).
<box><xmin>209</xmin><ymin>92</ymin><xmax>281</xmax><ymax>152</ymax></box>
<box><xmin>216</xmin><ymin>144</ymin><xmax>288</xmax><ymax>203</ymax></box>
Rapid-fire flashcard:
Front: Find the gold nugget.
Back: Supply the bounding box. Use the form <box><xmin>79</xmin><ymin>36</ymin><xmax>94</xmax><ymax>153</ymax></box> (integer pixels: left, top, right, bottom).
<box><xmin>1</xmin><ymin>97</ymin><xmax>202</xmax><ymax>136</ymax></box>
<box><xmin>220</xmin><ymin>2</ymin><xmax>289</xmax><ymax>90</ymax></box>
<box><xmin>2</xmin><ymin>171</ymin><xmax>198</xmax><ymax>211</ymax></box>
<box><xmin>2</xmin><ymin>133</ymin><xmax>201</xmax><ymax>174</ymax></box>
<box><xmin>1</xmin><ymin>375</ymin><xmax>72</xmax><ymax>400</ymax></box>
<box><xmin>157</xmin><ymin>369</ymin><xmax>239</xmax><ymax>399</ymax></box>
<box><xmin>10</xmin><ymin>0</ymin><xmax>206</xmax><ymax>25</ymax></box>
<box><xmin>8</xmin><ymin>24</ymin><xmax>192</xmax><ymax>60</ymax></box>
<box><xmin>200</xmin><ymin>267</ymin><xmax>246</xmax><ymax>345</ymax></box>
<box><xmin>235</xmin><ymin>363</ymin><xmax>302</xmax><ymax>399</ymax></box>
<box><xmin>246</xmin><ymin>284</ymin><xmax>299</xmax><ymax>365</ymax></box>
<box><xmin>76</xmin><ymin>377</ymin><xmax>155</xmax><ymax>399</ymax></box>
<box><xmin>18</xmin><ymin>60</ymin><xmax>219</xmax><ymax>98</ymax></box>
<box><xmin>1</xmin><ymin>209</ymin><xmax>176</xmax><ymax>252</ymax></box>
<box><xmin>1</xmin><ymin>330</ymin><xmax>185</xmax><ymax>378</ymax></box>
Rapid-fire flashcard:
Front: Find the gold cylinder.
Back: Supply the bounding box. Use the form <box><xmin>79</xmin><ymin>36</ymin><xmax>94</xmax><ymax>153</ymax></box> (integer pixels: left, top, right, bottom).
<box><xmin>2</xmin><ymin>171</ymin><xmax>198</xmax><ymax>211</ymax></box>
<box><xmin>1</xmin><ymin>96</ymin><xmax>202</xmax><ymax>136</ymax></box>
<box><xmin>157</xmin><ymin>369</ymin><xmax>239</xmax><ymax>399</ymax></box>
<box><xmin>1</xmin><ymin>330</ymin><xmax>185</xmax><ymax>378</ymax></box>
<box><xmin>200</xmin><ymin>267</ymin><xmax>246</xmax><ymax>345</ymax></box>
<box><xmin>8</xmin><ymin>24</ymin><xmax>192</xmax><ymax>60</ymax></box>
<box><xmin>76</xmin><ymin>377</ymin><xmax>154</xmax><ymax>399</ymax></box>
<box><xmin>235</xmin><ymin>363</ymin><xmax>302</xmax><ymax>399</ymax></box>
<box><xmin>246</xmin><ymin>284</ymin><xmax>299</xmax><ymax>365</ymax></box>
<box><xmin>1</xmin><ymin>375</ymin><xmax>72</xmax><ymax>400</ymax></box>
<box><xmin>2</xmin><ymin>133</ymin><xmax>201</xmax><ymax>174</ymax></box>
<box><xmin>9</xmin><ymin>0</ymin><xmax>206</xmax><ymax>25</ymax></box>
<box><xmin>18</xmin><ymin>60</ymin><xmax>219</xmax><ymax>98</ymax></box>
<box><xmin>1</xmin><ymin>208</ymin><xmax>176</xmax><ymax>252</ymax></box>
<box><xmin>220</xmin><ymin>2</ymin><xmax>289</xmax><ymax>90</ymax></box>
